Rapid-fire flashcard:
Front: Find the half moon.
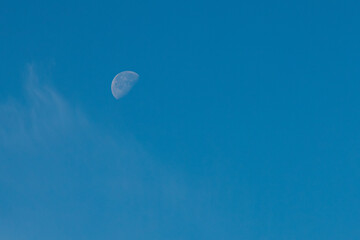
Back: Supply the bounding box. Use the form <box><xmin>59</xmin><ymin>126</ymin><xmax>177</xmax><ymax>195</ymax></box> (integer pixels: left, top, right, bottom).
<box><xmin>111</xmin><ymin>71</ymin><xmax>139</xmax><ymax>99</ymax></box>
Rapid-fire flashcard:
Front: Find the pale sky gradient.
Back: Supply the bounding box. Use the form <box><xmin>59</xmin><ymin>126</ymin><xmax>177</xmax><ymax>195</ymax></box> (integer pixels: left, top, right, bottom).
<box><xmin>1</xmin><ymin>0</ymin><xmax>360</xmax><ymax>239</ymax></box>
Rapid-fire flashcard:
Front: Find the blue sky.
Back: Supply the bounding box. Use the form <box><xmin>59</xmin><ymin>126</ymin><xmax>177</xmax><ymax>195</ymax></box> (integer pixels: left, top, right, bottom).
<box><xmin>1</xmin><ymin>0</ymin><xmax>360</xmax><ymax>239</ymax></box>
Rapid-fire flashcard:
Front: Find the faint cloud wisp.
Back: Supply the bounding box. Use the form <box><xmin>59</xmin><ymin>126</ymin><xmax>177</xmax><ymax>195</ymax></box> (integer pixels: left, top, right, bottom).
<box><xmin>0</xmin><ymin>64</ymin><xmax>188</xmax><ymax>240</ymax></box>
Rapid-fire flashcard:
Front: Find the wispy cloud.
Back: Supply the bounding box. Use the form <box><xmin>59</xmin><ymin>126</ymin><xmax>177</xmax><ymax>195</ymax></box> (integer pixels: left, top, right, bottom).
<box><xmin>0</xmin><ymin>65</ymin><xmax>189</xmax><ymax>240</ymax></box>
<box><xmin>0</xmin><ymin>64</ymin><xmax>88</xmax><ymax>150</ymax></box>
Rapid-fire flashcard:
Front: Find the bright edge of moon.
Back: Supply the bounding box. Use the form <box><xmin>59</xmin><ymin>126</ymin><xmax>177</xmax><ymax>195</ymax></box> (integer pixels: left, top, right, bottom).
<box><xmin>111</xmin><ymin>71</ymin><xmax>139</xmax><ymax>99</ymax></box>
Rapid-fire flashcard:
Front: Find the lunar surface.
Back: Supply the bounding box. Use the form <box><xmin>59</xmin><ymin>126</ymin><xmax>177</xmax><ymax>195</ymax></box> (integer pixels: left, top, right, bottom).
<box><xmin>111</xmin><ymin>71</ymin><xmax>139</xmax><ymax>99</ymax></box>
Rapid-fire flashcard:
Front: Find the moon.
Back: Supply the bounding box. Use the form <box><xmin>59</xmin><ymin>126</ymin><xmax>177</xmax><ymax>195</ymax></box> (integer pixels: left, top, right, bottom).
<box><xmin>111</xmin><ymin>71</ymin><xmax>139</xmax><ymax>99</ymax></box>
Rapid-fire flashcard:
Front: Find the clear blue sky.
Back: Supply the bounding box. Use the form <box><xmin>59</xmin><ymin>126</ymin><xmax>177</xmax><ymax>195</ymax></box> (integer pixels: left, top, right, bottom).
<box><xmin>1</xmin><ymin>0</ymin><xmax>360</xmax><ymax>239</ymax></box>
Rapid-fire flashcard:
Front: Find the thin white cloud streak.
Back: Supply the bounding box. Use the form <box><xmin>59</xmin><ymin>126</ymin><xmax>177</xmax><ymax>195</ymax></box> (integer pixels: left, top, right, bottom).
<box><xmin>0</xmin><ymin>64</ymin><xmax>190</xmax><ymax>240</ymax></box>
<box><xmin>0</xmin><ymin>64</ymin><xmax>162</xmax><ymax>191</ymax></box>
<box><xmin>0</xmin><ymin>65</ymin><xmax>88</xmax><ymax>149</ymax></box>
